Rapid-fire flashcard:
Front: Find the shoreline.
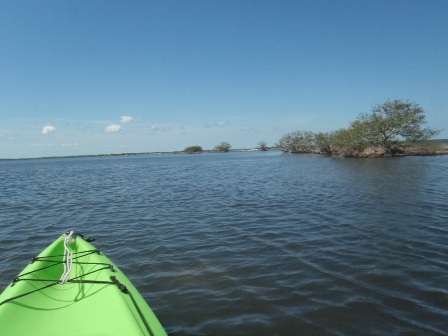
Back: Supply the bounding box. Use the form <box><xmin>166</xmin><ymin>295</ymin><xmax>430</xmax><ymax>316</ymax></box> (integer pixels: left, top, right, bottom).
<box><xmin>0</xmin><ymin>148</ymin><xmax>261</xmax><ymax>161</ymax></box>
<box><xmin>288</xmin><ymin>145</ymin><xmax>448</xmax><ymax>158</ymax></box>
<box><xmin>1</xmin><ymin>144</ymin><xmax>447</xmax><ymax>161</ymax></box>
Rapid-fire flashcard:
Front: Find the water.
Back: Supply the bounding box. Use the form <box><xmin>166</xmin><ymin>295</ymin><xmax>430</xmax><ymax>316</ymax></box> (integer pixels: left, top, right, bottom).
<box><xmin>1</xmin><ymin>152</ymin><xmax>447</xmax><ymax>335</ymax></box>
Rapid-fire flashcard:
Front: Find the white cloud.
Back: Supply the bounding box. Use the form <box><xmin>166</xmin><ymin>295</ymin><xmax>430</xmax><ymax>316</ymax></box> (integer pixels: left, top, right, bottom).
<box><xmin>42</xmin><ymin>125</ymin><xmax>56</xmax><ymax>135</ymax></box>
<box><xmin>217</xmin><ymin>121</ymin><xmax>227</xmax><ymax>128</ymax></box>
<box><xmin>204</xmin><ymin>121</ymin><xmax>228</xmax><ymax>128</ymax></box>
<box><xmin>61</xmin><ymin>143</ymin><xmax>79</xmax><ymax>147</ymax></box>
<box><xmin>105</xmin><ymin>124</ymin><xmax>121</xmax><ymax>133</ymax></box>
<box><xmin>240</xmin><ymin>127</ymin><xmax>258</xmax><ymax>133</ymax></box>
<box><xmin>147</xmin><ymin>124</ymin><xmax>176</xmax><ymax>134</ymax></box>
<box><xmin>120</xmin><ymin>116</ymin><xmax>135</xmax><ymax>124</ymax></box>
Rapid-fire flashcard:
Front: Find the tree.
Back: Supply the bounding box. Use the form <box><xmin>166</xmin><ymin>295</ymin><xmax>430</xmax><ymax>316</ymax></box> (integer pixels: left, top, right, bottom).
<box><xmin>276</xmin><ymin>131</ymin><xmax>316</xmax><ymax>153</ymax></box>
<box><xmin>329</xmin><ymin>99</ymin><xmax>441</xmax><ymax>155</ymax></box>
<box><xmin>257</xmin><ymin>141</ymin><xmax>268</xmax><ymax>151</ymax></box>
<box><xmin>331</xmin><ymin>123</ymin><xmax>370</xmax><ymax>154</ymax></box>
<box><xmin>215</xmin><ymin>141</ymin><xmax>231</xmax><ymax>152</ymax></box>
<box><xmin>314</xmin><ymin>132</ymin><xmax>333</xmax><ymax>153</ymax></box>
<box><xmin>357</xmin><ymin>99</ymin><xmax>441</xmax><ymax>149</ymax></box>
<box><xmin>184</xmin><ymin>145</ymin><xmax>203</xmax><ymax>154</ymax></box>
<box><xmin>276</xmin><ymin>99</ymin><xmax>441</xmax><ymax>157</ymax></box>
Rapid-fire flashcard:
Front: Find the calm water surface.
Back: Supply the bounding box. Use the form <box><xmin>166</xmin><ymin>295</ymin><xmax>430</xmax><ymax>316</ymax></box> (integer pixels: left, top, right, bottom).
<box><xmin>0</xmin><ymin>152</ymin><xmax>447</xmax><ymax>335</ymax></box>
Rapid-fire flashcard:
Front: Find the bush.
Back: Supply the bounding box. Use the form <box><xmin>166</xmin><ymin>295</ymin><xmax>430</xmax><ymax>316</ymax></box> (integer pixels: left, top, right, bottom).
<box><xmin>214</xmin><ymin>142</ymin><xmax>231</xmax><ymax>152</ymax></box>
<box><xmin>184</xmin><ymin>146</ymin><xmax>203</xmax><ymax>153</ymax></box>
<box><xmin>257</xmin><ymin>141</ymin><xmax>268</xmax><ymax>151</ymax></box>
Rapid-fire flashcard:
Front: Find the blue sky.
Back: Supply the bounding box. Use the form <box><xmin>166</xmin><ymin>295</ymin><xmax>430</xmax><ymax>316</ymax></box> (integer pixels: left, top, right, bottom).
<box><xmin>1</xmin><ymin>0</ymin><xmax>447</xmax><ymax>158</ymax></box>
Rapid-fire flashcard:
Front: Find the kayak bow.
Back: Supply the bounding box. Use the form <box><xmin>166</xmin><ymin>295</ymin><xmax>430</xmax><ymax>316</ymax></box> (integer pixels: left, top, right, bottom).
<box><xmin>0</xmin><ymin>231</ymin><xmax>167</xmax><ymax>336</ymax></box>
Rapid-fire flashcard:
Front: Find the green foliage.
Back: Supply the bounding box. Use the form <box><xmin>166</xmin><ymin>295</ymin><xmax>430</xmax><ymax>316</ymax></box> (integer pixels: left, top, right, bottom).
<box><xmin>214</xmin><ymin>142</ymin><xmax>231</xmax><ymax>152</ymax></box>
<box><xmin>331</xmin><ymin>121</ymin><xmax>373</xmax><ymax>153</ymax></box>
<box><xmin>332</xmin><ymin>99</ymin><xmax>441</xmax><ymax>152</ymax></box>
<box><xmin>184</xmin><ymin>145</ymin><xmax>203</xmax><ymax>153</ymax></box>
<box><xmin>276</xmin><ymin>131</ymin><xmax>333</xmax><ymax>153</ymax></box>
<box><xmin>277</xmin><ymin>99</ymin><xmax>441</xmax><ymax>156</ymax></box>
<box><xmin>314</xmin><ymin>132</ymin><xmax>333</xmax><ymax>153</ymax></box>
<box><xmin>276</xmin><ymin>131</ymin><xmax>314</xmax><ymax>152</ymax></box>
<box><xmin>358</xmin><ymin>99</ymin><xmax>441</xmax><ymax>148</ymax></box>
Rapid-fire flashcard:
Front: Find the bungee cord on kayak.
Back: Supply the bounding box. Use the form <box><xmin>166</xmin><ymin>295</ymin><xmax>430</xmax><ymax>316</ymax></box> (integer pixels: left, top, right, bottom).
<box><xmin>0</xmin><ymin>231</ymin><xmax>167</xmax><ymax>336</ymax></box>
<box><xmin>60</xmin><ymin>230</ymin><xmax>75</xmax><ymax>284</ymax></box>
<box><xmin>0</xmin><ymin>232</ymin><xmax>119</xmax><ymax>306</ymax></box>
<box><xmin>0</xmin><ymin>251</ymin><xmax>115</xmax><ymax>306</ymax></box>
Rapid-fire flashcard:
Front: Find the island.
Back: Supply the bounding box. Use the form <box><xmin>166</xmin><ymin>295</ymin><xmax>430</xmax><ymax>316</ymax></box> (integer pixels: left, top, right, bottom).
<box><xmin>276</xmin><ymin>99</ymin><xmax>446</xmax><ymax>158</ymax></box>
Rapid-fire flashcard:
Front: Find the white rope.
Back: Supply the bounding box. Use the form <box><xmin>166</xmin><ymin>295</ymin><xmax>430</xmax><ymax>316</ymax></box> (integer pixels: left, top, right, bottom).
<box><xmin>60</xmin><ymin>231</ymin><xmax>75</xmax><ymax>284</ymax></box>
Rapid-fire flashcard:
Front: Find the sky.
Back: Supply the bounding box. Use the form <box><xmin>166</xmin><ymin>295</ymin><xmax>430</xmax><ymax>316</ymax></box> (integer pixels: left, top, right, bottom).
<box><xmin>1</xmin><ymin>0</ymin><xmax>447</xmax><ymax>158</ymax></box>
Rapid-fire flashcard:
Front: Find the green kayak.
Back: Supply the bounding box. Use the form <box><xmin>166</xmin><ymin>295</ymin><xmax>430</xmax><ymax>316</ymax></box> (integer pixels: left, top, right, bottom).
<box><xmin>0</xmin><ymin>231</ymin><xmax>167</xmax><ymax>336</ymax></box>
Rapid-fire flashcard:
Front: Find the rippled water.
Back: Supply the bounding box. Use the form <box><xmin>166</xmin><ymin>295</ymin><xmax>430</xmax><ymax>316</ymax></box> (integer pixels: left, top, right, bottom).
<box><xmin>1</xmin><ymin>152</ymin><xmax>447</xmax><ymax>335</ymax></box>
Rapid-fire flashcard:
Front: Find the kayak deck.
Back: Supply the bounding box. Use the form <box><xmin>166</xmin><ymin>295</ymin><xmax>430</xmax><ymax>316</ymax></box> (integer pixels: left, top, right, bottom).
<box><xmin>0</xmin><ymin>232</ymin><xmax>167</xmax><ymax>336</ymax></box>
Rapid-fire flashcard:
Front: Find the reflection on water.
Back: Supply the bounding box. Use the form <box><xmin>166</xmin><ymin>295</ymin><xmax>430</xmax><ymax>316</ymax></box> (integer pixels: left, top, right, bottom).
<box><xmin>1</xmin><ymin>153</ymin><xmax>447</xmax><ymax>335</ymax></box>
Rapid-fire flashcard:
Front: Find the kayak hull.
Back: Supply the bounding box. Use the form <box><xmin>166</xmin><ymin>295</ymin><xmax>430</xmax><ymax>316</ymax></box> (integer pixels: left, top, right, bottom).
<box><xmin>0</xmin><ymin>233</ymin><xmax>167</xmax><ymax>336</ymax></box>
